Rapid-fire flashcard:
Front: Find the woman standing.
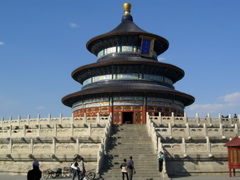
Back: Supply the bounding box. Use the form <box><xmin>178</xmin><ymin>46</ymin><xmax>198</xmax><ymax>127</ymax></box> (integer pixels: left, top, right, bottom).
<box><xmin>71</xmin><ymin>161</ymin><xmax>80</xmax><ymax>180</ymax></box>
<box><xmin>120</xmin><ymin>159</ymin><xmax>129</xmax><ymax>180</ymax></box>
<box><xmin>158</xmin><ymin>151</ymin><xmax>165</xmax><ymax>172</ymax></box>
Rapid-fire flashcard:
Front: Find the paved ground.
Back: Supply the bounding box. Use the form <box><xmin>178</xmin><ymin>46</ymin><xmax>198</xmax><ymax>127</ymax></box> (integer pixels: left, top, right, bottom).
<box><xmin>170</xmin><ymin>175</ymin><xmax>240</xmax><ymax>180</ymax></box>
<box><xmin>1</xmin><ymin>173</ymin><xmax>240</xmax><ymax>180</ymax></box>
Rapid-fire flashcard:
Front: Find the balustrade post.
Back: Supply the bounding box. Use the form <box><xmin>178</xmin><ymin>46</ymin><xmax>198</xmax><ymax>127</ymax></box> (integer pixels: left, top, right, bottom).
<box><xmin>207</xmin><ymin>113</ymin><xmax>211</xmax><ymax>124</ymax></box>
<box><xmin>76</xmin><ymin>138</ymin><xmax>79</xmax><ymax>154</ymax></box>
<box><xmin>146</xmin><ymin>112</ymin><xmax>149</xmax><ymax>127</ymax></box>
<box><xmin>159</xmin><ymin>112</ymin><xmax>162</xmax><ymax>124</ymax></box>
<box><xmin>18</xmin><ymin>116</ymin><xmax>21</xmax><ymax>126</ymax></box>
<box><xmin>54</xmin><ymin>124</ymin><xmax>57</xmax><ymax>137</ymax></box>
<box><xmin>205</xmin><ymin>136</ymin><xmax>210</xmax><ymax>154</ymax></box>
<box><xmin>84</xmin><ymin>113</ymin><xmax>87</xmax><ymax>123</ymax></box>
<box><xmin>23</xmin><ymin>124</ymin><xmax>26</xmax><ymax>137</ymax></box>
<box><xmin>59</xmin><ymin>113</ymin><xmax>63</xmax><ymax>124</ymax></box>
<box><xmin>97</xmin><ymin>113</ymin><xmax>100</xmax><ymax>123</ymax></box>
<box><xmin>37</xmin><ymin>114</ymin><xmax>40</xmax><ymax>125</ymax></box>
<box><xmin>168</xmin><ymin>123</ymin><xmax>172</xmax><ymax>136</ymax></box>
<box><xmin>71</xmin><ymin>112</ymin><xmax>74</xmax><ymax>125</ymax></box>
<box><xmin>182</xmin><ymin>137</ymin><xmax>186</xmax><ymax>153</ymax></box>
<box><xmin>147</xmin><ymin>116</ymin><xmax>150</xmax><ymax>136</ymax></box>
<box><xmin>38</xmin><ymin>124</ymin><xmax>41</xmax><ymax>137</ymax></box>
<box><xmin>88</xmin><ymin>123</ymin><xmax>91</xmax><ymax>136</ymax></box>
<box><xmin>183</xmin><ymin>113</ymin><xmax>187</xmax><ymax>123</ymax></box>
<box><xmin>48</xmin><ymin>114</ymin><xmax>51</xmax><ymax>125</ymax></box>
<box><xmin>229</xmin><ymin>114</ymin><xmax>233</xmax><ymax>125</ymax></box>
<box><xmin>52</xmin><ymin>137</ymin><xmax>56</xmax><ymax>154</ymax></box>
<box><xmin>27</xmin><ymin>115</ymin><xmax>30</xmax><ymax>126</ymax></box>
<box><xmin>218</xmin><ymin>114</ymin><xmax>223</xmax><ymax>124</ymax></box>
<box><xmin>203</xmin><ymin>123</ymin><xmax>207</xmax><ymax>136</ymax></box>
<box><xmin>171</xmin><ymin>112</ymin><xmax>175</xmax><ymax>124</ymax></box>
<box><xmin>196</xmin><ymin>113</ymin><xmax>200</xmax><ymax>124</ymax></box>
<box><xmin>9</xmin><ymin>125</ymin><xmax>12</xmax><ymax>138</ymax></box>
<box><xmin>186</xmin><ymin>123</ymin><xmax>190</xmax><ymax>136</ymax></box>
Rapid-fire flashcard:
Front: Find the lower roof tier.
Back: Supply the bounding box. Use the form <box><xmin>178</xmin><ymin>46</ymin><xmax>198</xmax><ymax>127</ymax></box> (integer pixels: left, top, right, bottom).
<box><xmin>62</xmin><ymin>82</ymin><xmax>195</xmax><ymax>108</ymax></box>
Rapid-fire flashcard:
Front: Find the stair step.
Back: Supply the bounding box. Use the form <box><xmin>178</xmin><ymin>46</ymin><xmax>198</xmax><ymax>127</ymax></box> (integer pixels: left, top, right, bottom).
<box><xmin>99</xmin><ymin>124</ymin><xmax>165</xmax><ymax>179</ymax></box>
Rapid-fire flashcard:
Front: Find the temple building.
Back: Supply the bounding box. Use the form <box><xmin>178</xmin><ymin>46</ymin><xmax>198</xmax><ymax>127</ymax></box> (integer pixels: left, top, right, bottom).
<box><xmin>1</xmin><ymin>3</ymin><xmax>239</xmax><ymax>178</ymax></box>
<box><xmin>62</xmin><ymin>3</ymin><xmax>195</xmax><ymax>124</ymax></box>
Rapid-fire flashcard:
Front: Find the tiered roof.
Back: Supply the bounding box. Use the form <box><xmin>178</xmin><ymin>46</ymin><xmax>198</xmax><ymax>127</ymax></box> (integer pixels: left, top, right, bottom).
<box><xmin>62</xmin><ymin>3</ymin><xmax>195</xmax><ymax>108</ymax></box>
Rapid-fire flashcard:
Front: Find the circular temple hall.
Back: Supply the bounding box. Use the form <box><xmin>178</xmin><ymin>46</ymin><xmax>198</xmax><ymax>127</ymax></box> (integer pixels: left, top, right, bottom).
<box><xmin>62</xmin><ymin>3</ymin><xmax>195</xmax><ymax>124</ymax></box>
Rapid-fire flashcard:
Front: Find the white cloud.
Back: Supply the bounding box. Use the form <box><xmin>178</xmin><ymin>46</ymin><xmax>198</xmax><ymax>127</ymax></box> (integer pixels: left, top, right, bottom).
<box><xmin>223</xmin><ymin>92</ymin><xmax>240</xmax><ymax>105</ymax></box>
<box><xmin>0</xmin><ymin>42</ymin><xmax>4</xmax><ymax>45</ymax></box>
<box><xmin>36</xmin><ymin>106</ymin><xmax>46</xmax><ymax>110</ymax></box>
<box><xmin>189</xmin><ymin>103</ymin><xmax>226</xmax><ymax>113</ymax></box>
<box><xmin>187</xmin><ymin>91</ymin><xmax>240</xmax><ymax>116</ymax></box>
<box><xmin>158</xmin><ymin>57</ymin><xmax>165</xmax><ymax>61</ymax></box>
<box><xmin>69</xmin><ymin>23</ymin><xmax>79</xmax><ymax>28</ymax></box>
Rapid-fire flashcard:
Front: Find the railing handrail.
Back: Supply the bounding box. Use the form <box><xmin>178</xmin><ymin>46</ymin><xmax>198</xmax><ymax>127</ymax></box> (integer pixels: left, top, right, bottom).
<box><xmin>1</xmin><ymin>114</ymin><xmax>239</xmax><ymax>126</ymax></box>
<box><xmin>96</xmin><ymin>113</ymin><xmax>112</xmax><ymax>176</ymax></box>
<box><xmin>0</xmin><ymin>113</ymin><xmax>112</xmax><ymax>127</ymax></box>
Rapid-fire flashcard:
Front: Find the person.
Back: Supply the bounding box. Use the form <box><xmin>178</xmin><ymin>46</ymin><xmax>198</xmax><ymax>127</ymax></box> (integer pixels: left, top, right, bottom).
<box><xmin>126</xmin><ymin>156</ymin><xmax>135</xmax><ymax>180</ymax></box>
<box><xmin>27</xmin><ymin>161</ymin><xmax>42</xmax><ymax>180</ymax></box>
<box><xmin>71</xmin><ymin>160</ymin><xmax>81</xmax><ymax>180</ymax></box>
<box><xmin>79</xmin><ymin>157</ymin><xmax>86</xmax><ymax>180</ymax></box>
<box><xmin>158</xmin><ymin>151</ymin><xmax>165</xmax><ymax>172</ymax></box>
<box><xmin>120</xmin><ymin>159</ymin><xmax>129</xmax><ymax>180</ymax></box>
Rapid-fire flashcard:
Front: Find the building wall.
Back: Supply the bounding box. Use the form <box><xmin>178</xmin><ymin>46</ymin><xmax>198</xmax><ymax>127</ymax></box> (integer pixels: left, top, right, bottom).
<box><xmin>73</xmin><ymin>105</ymin><xmax>184</xmax><ymax>124</ymax></box>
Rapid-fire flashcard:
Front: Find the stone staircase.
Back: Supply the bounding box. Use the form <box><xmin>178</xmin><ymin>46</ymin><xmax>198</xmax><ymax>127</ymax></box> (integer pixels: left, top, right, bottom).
<box><xmin>100</xmin><ymin>124</ymin><xmax>164</xmax><ymax>180</ymax></box>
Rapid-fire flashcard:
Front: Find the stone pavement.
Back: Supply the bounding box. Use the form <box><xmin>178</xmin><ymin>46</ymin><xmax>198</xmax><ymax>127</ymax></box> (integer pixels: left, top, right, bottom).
<box><xmin>1</xmin><ymin>173</ymin><xmax>240</xmax><ymax>180</ymax></box>
<box><xmin>170</xmin><ymin>175</ymin><xmax>240</xmax><ymax>180</ymax></box>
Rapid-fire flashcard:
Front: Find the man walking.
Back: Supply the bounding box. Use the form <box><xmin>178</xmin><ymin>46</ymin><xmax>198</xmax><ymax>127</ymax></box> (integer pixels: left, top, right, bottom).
<box><xmin>27</xmin><ymin>161</ymin><xmax>42</xmax><ymax>180</ymax></box>
<box><xmin>127</xmin><ymin>156</ymin><xmax>135</xmax><ymax>180</ymax></box>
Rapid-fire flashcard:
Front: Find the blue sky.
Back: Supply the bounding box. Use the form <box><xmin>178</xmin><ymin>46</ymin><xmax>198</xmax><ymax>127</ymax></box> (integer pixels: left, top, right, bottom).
<box><xmin>1</xmin><ymin>0</ymin><xmax>240</xmax><ymax>119</ymax></box>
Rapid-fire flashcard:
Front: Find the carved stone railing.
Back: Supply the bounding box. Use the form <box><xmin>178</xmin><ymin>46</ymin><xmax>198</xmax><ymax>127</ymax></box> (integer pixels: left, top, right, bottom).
<box><xmin>149</xmin><ymin>112</ymin><xmax>240</xmax><ymax>125</ymax></box>
<box><xmin>96</xmin><ymin>113</ymin><xmax>112</xmax><ymax>176</ymax></box>
<box><xmin>154</xmin><ymin>123</ymin><xmax>238</xmax><ymax>138</ymax></box>
<box><xmin>1</xmin><ymin>112</ymin><xmax>239</xmax><ymax>127</ymax></box>
<box><xmin>0</xmin><ymin>123</ymin><xmax>109</xmax><ymax>138</ymax></box>
<box><xmin>0</xmin><ymin>113</ymin><xmax>110</xmax><ymax>127</ymax></box>
<box><xmin>146</xmin><ymin>112</ymin><xmax>159</xmax><ymax>152</ymax></box>
<box><xmin>146</xmin><ymin>113</ymin><xmax>168</xmax><ymax>177</ymax></box>
<box><xmin>0</xmin><ymin>113</ymin><xmax>112</xmax><ymax>168</ymax></box>
<box><xmin>147</xmin><ymin>112</ymin><xmax>238</xmax><ymax>156</ymax></box>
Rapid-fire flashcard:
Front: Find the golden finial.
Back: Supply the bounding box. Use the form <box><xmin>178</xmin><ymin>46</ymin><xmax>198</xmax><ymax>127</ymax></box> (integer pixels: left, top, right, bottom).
<box><xmin>123</xmin><ymin>3</ymin><xmax>131</xmax><ymax>15</ymax></box>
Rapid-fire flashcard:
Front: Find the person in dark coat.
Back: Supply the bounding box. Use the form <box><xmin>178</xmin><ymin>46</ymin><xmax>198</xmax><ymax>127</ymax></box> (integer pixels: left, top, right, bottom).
<box><xmin>127</xmin><ymin>156</ymin><xmax>135</xmax><ymax>180</ymax></box>
<box><xmin>27</xmin><ymin>161</ymin><xmax>42</xmax><ymax>180</ymax></box>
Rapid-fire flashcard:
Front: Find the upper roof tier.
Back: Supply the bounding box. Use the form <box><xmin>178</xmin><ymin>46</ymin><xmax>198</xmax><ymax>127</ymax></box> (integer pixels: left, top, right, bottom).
<box><xmin>86</xmin><ymin>3</ymin><xmax>169</xmax><ymax>59</ymax></box>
